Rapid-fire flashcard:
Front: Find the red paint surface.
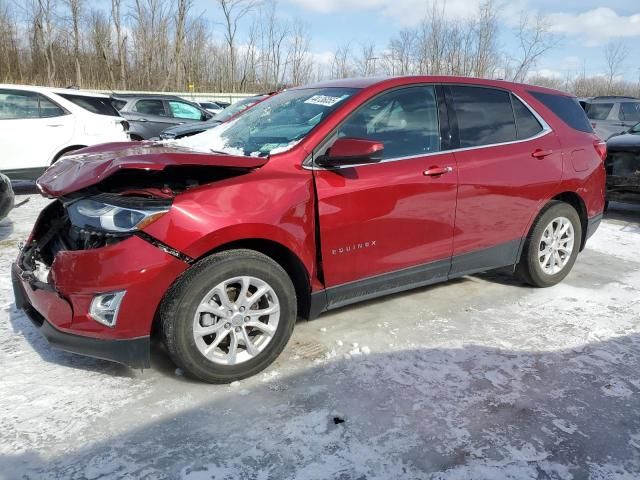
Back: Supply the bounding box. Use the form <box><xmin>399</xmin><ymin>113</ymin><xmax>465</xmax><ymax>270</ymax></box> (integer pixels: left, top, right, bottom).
<box><xmin>24</xmin><ymin>76</ymin><xmax>605</xmax><ymax>342</ymax></box>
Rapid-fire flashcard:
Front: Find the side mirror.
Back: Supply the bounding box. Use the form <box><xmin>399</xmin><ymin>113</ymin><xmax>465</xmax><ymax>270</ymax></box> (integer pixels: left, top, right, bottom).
<box><xmin>316</xmin><ymin>137</ymin><xmax>384</xmax><ymax>168</ymax></box>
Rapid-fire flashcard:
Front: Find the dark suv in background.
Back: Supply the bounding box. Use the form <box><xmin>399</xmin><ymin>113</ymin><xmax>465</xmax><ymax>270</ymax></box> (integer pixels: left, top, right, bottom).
<box><xmin>581</xmin><ymin>96</ymin><xmax>640</xmax><ymax>140</ymax></box>
<box><xmin>111</xmin><ymin>94</ymin><xmax>213</xmax><ymax>140</ymax></box>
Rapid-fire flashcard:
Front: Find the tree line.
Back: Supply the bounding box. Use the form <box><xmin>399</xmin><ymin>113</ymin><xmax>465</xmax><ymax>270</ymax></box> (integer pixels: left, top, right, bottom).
<box><xmin>0</xmin><ymin>0</ymin><xmax>637</xmax><ymax>96</ymax></box>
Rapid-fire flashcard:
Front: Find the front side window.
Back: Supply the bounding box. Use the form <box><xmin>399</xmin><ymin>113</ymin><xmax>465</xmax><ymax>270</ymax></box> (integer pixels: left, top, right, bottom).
<box><xmin>335</xmin><ymin>86</ymin><xmax>441</xmax><ymax>159</ymax></box>
<box><xmin>134</xmin><ymin>99</ymin><xmax>166</xmax><ymax>116</ymax></box>
<box><xmin>620</xmin><ymin>102</ymin><xmax>640</xmax><ymax>122</ymax></box>
<box><xmin>169</xmin><ymin>101</ymin><xmax>203</xmax><ymax>120</ymax></box>
<box><xmin>0</xmin><ymin>89</ymin><xmax>65</xmax><ymax>119</ymax></box>
<box><xmin>176</xmin><ymin>88</ymin><xmax>357</xmax><ymax>156</ymax></box>
<box><xmin>449</xmin><ymin>86</ymin><xmax>517</xmax><ymax>148</ymax></box>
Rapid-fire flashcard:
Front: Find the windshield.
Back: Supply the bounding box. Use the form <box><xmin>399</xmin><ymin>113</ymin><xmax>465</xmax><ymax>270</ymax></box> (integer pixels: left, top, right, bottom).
<box><xmin>630</xmin><ymin>122</ymin><xmax>640</xmax><ymax>134</ymax></box>
<box><xmin>210</xmin><ymin>96</ymin><xmax>266</xmax><ymax>123</ymax></box>
<box><xmin>176</xmin><ymin>88</ymin><xmax>358</xmax><ymax>157</ymax></box>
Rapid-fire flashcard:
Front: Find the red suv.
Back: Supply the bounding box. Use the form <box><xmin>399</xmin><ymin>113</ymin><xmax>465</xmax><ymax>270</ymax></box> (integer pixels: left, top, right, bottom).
<box><xmin>13</xmin><ymin>77</ymin><xmax>606</xmax><ymax>383</ymax></box>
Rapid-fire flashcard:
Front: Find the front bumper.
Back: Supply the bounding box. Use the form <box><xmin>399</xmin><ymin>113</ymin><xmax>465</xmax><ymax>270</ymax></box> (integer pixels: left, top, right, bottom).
<box><xmin>12</xmin><ymin>220</ymin><xmax>189</xmax><ymax>368</ymax></box>
<box><xmin>13</xmin><ymin>265</ymin><xmax>150</xmax><ymax>368</ymax></box>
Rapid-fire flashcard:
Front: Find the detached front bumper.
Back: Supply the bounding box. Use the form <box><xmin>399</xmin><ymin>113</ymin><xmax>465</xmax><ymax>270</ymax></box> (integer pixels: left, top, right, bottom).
<box><xmin>13</xmin><ymin>264</ymin><xmax>151</xmax><ymax>368</ymax></box>
<box><xmin>12</xmin><ymin>229</ymin><xmax>190</xmax><ymax>368</ymax></box>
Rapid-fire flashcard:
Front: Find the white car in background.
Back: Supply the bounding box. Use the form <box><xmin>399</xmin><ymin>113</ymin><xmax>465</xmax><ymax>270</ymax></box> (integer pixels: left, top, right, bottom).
<box><xmin>0</xmin><ymin>85</ymin><xmax>130</xmax><ymax>180</ymax></box>
<box><xmin>196</xmin><ymin>100</ymin><xmax>228</xmax><ymax>114</ymax></box>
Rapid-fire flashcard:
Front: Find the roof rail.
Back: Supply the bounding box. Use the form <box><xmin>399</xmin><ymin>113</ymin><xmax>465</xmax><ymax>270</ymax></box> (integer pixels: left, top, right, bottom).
<box><xmin>591</xmin><ymin>95</ymin><xmax>639</xmax><ymax>100</ymax></box>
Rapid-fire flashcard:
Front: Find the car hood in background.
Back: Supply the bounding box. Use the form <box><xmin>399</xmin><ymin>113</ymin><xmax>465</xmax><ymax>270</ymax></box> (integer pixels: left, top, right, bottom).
<box><xmin>161</xmin><ymin>120</ymin><xmax>223</xmax><ymax>138</ymax></box>
<box><xmin>36</xmin><ymin>142</ymin><xmax>268</xmax><ymax>197</ymax></box>
<box><xmin>606</xmin><ymin>133</ymin><xmax>640</xmax><ymax>151</ymax></box>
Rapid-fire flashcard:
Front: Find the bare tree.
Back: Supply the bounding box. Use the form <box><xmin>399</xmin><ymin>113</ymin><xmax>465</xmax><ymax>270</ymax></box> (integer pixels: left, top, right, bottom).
<box><xmin>471</xmin><ymin>0</ymin><xmax>499</xmax><ymax>77</ymax></box>
<box><xmin>63</xmin><ymin>0</ymin><xmax>83</xmax><ymax>86</ymax></box>
<box><xmin>356</xmin><ymin>42</ymin><xmax>377</xmax><ymax>76</ymax></box>
<box><xmin>604</xmin><ymin>40</ymin><xmax>628</xmax><ymax>94</ymax></box>
<box><xmin>217</xmin><ymin>0</ymin><xmax>256</xmax><ymax>91</ymax></box>
<box><xmin>509</xmin><ymin>13</ymin><xmax>557</xmax><ymax>82</ymax></box>
<box><xmin>173</xmin><ymin>0</ymin><xmax>193</xmax><ymax>90</ymax></box>
<box><xmin>331</xmin><ymin>42</ymin><xmax>353</xmax><ymax>79</ymax></box>
<box><xmin>287</xmin><ymin>19</ymin><xmax>312</xmax><ymax>86</ymax></box>
<box><xmin>111</xmin><ymin>0</ymin><xmax>127</xmax><ymax>89</ymax></box>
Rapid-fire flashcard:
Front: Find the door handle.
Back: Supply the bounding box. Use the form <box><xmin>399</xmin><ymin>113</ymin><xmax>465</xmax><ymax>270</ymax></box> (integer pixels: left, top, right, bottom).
<box><xmin>531</xmin><ymin>149</ymin><xmax>553</xmax><ymax>159</ymax></box>
<box><xmin>46</xmin><ymin>124</ymin><xmax>63</xmax><ymax>127</ymax></box>
<box><xmin>423</xmin><ymin>166</ymin><xmax>454</xmax><ymax>176</ymax></box>
<box><xmin>137</xmin><ymin>118</ymin><xmax>148</xmax><ymax>122</ymax></box>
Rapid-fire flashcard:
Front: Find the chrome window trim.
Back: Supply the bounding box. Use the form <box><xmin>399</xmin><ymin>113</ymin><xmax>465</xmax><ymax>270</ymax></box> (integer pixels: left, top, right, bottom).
<box><xmin>304</xmin><ymin>88</ymin><xmax>553</xmax><ymax>171</ymax></box>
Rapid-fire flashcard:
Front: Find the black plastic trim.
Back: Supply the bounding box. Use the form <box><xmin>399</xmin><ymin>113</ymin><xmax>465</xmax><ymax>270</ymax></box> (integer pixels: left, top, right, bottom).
<box><xmin>136</xmin><ymin>231</ymin><xmax>194</xmax><ymax>264</ymax></box>
<box><xmin>586</xmin><ymin>213</ymin><xmax>603</xmax><ymax>240</ymax></box>
<box><xmin>308</xmin><ymin>240</ymin><xmax>522</xmax><ymax>318</ymax></box>
<box><xmin>449</xmin><ymin>239</ymin><xmax>521</xmax><ymax>277</ymax></box>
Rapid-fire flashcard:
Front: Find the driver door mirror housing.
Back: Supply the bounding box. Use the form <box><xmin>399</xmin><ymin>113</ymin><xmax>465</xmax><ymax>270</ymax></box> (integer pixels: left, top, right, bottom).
<box><xmin>316</xmin><ymin>137</ymin><xmax>384</xmax><ymax>168</ymax></box>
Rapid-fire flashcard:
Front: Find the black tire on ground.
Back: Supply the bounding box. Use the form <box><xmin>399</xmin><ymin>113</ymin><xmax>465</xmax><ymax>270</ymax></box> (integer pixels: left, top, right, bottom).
<box><xmin>516</xmin><ymin>201</ymin><xmax>582</xmax><ymax>288</ymax></box>
<box><xmin>160</xmin><ymin>249</ymin><xmax>297</xmax><ymax>383</ymax></box>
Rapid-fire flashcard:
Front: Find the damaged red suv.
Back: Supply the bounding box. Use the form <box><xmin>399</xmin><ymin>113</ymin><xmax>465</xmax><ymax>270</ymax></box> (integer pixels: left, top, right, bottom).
<box><xmin>13</xmin><ymin>77</ymin><xmax>606</xmax><ymax>383</ymax></box>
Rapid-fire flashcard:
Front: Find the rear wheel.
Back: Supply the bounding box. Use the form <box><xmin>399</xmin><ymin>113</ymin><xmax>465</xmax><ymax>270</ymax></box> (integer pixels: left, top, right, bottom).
<box><xmin>516</xmin><ymin>201</ymin><xmax>582</xmax><ymax>287</ymax></box>
<box><xmin>161</xmin><ymin>249</ymin><xmax>297</xmax><ymax>383</ymax></box>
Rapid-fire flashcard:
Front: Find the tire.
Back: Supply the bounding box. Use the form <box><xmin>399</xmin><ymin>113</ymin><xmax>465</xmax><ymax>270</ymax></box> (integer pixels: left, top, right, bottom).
<box><xmin>160</xmin><ymin>249</ymin><xmax>297</xmax><ymax>383</ymax></box>
<box><xmin>516</xmin><ymin>201</ymin><xmax>582</xmax><ymax>288</ymax></box>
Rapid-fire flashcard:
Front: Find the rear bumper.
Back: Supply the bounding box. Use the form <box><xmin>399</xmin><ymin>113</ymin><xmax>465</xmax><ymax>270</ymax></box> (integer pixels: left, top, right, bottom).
<box><xmin>12</xmin><ymin>264</ymin><xmax>150</xmax><ymax>368</ymax></box>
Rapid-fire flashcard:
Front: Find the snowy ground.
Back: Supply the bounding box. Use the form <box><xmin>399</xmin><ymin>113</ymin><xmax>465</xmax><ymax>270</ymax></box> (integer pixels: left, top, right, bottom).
<box><xmin>1</xmin><ymin>196</ymin><xmax>639</xmax><ymax>480</ymax></box>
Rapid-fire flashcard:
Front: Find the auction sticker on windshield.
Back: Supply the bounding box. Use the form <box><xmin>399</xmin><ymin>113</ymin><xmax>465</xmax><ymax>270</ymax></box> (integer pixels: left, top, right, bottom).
<box><xmin>304</xmin><ymin>94</ymin><xmax>349</xmax><ymax>107</ymax></box>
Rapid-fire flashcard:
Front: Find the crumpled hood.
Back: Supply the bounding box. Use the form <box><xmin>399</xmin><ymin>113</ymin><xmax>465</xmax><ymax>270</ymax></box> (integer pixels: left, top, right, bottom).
<box><xmin>36</xmin><ymin>142</ymin><xmax>268</xmax><ymax>197</ymax></box>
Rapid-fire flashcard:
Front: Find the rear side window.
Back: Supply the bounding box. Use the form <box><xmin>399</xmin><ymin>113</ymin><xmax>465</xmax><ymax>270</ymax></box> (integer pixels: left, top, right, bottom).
<box><xmin>511</xmin><ymin>95</ymin><xmax>543</xmax><ymax>139</ymax></box>
<box><xmin>134</xmin><ymin>99</ymin><xmax>167</xmax><ymax>116</ymax></box>
<box><xmin>448</xmin><ymin>86</ymin><xmax>516</xmax><ymax>148</ymax></box>
<box><xmin>619</xmin><ymin>102</ymin><xmax>640</xmax><ymax>122</ymax></box>
<box><xmin>58</xmin><ymin>93</ymin><xmax>120</xmax><ymax>116</ymax></box>
<box><xmin>530</xmin><ymin>91</ymin><xmax>593</xmax><ymax>133</ymax></box>
<box><xmin>586</xmin><ymin>102</ymin><xmax>614</xmax><ymax>120</ymax></box>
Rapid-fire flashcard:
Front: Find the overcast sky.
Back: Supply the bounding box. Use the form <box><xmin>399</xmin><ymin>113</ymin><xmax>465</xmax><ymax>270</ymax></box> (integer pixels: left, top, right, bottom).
<box><xmin>194</xmin><ymin>0</ymin><xmax>639</xmax><ymax>80</ymax></box>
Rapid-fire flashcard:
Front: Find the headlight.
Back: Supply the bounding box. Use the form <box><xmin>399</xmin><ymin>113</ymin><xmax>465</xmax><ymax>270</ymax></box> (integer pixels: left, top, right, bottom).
<box><xmin>68</xmin><ymin>198</ymin><xmax>170</xmax><ymax>233</ymax></box>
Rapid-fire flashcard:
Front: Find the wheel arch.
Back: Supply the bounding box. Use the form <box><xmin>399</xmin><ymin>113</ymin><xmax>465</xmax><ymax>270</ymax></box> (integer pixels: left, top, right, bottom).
<box><xmin>51</xmin><ymin>145</ymin><xmax>87</xmax><ymax>164</ymax></box>
<box><xmin>550</xmin><ymin>191</ymin><xmax>589</xmax><ymax>251</ymax></box>
<box><xmin>200</xmin><ymin>238</ymin><xmax>313</xmax><ymax>320</ymax></box>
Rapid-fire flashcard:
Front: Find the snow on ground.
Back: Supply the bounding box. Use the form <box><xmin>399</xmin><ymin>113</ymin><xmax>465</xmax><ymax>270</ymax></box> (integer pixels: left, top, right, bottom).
<box><xmin>1</xmin><ymin>197</ymin><xmax>639</xmax><ymax>479</ymax></box>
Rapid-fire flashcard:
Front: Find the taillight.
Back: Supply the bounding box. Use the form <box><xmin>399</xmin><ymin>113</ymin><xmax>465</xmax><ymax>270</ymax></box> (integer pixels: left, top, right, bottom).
<box><xmin>593</xmin><ymin>140</ymin><xmax>607</xmax><ymax>162</ymax></box>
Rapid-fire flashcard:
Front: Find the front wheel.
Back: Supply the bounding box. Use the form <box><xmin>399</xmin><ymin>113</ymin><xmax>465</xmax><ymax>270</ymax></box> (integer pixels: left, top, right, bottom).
<box><xmin>160</xmin><ymin>249</ymin><xmax>297</xmax><ymax>383</ymax></box>
<box><xmin>516</xmin><ymin>201</ymin><xmax>582</xmax><ymax>287</ymax></box>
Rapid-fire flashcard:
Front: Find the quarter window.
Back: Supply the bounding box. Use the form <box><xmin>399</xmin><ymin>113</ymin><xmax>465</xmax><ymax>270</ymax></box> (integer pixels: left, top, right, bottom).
<box><xmin>448</xmin><ymin>86</ymin><xmax>517</xmax><ymax>148</ymax></box>
<box><xmin>530</xmin><ymin>91</ymin><xmax>593</xmax><ymax>133</ymax></box>
<box><xmin>336</xmin><ymin>86</ymin><xmax>441</xmax><ymax>159</ymax></box>
<box><xmin>511</xmin><ymin>95</ymin><xmax>543</xmax><ymax>139</ymax></box>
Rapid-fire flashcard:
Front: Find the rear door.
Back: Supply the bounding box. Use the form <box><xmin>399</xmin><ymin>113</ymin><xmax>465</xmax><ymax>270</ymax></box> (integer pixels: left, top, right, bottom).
<box><xmin>444</xmin><ymin>85</ymin><xmax>563</xmax><ymax>275</ymax></box>
<box><xmin>313</xmin><ymin>85</ymin><xmax>457</xmax><ymax>302</ymax></box>
<box><xmin>0</xmin><ymin>89</ymin><xmax>74</xmax><ymax>177</ymax></box>
<box><xmin>127</xmin><ymin>98</ymin><xmax>175</xmax><ymax>138</ymax></box>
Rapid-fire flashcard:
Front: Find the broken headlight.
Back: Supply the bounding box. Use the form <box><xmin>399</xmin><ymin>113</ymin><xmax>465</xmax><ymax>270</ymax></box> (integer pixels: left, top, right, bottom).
<box><xmin>68</xmin><ymin>198</ymin><xmax>170</xmax><ymax>233</ymax></box>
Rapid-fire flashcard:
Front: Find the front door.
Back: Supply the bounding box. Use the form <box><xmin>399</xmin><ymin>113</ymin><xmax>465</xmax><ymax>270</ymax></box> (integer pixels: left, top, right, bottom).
<box><xmin>313</xmin><ymin>85</ymin><xmax>457</xmax><ymax>306</ymax></box>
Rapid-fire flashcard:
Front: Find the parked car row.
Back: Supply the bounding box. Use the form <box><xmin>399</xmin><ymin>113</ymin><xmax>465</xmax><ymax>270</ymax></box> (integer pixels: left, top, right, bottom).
<box><xmin>12</xmin><ymin>76</ymin><xmax>607</xmax><ymax>383</ymax></box>
<box><xmin>580</xmin><ymin>95</ymin><xmax>640</xmax><ymax>140</ymax></box>
<box><xmin>0</xmin><ymin>85</ymin><xmax>261</xmax><ymax>185</ymax></box>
